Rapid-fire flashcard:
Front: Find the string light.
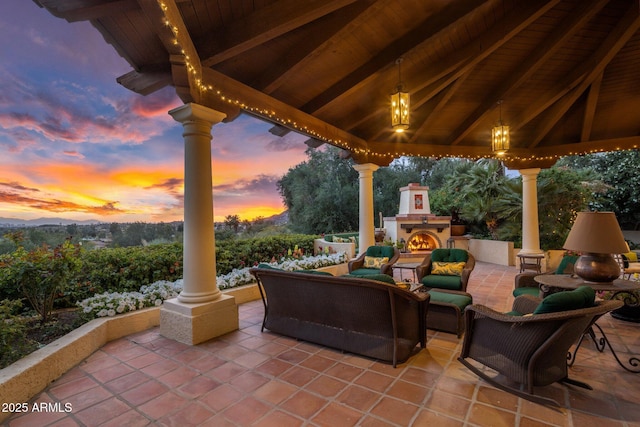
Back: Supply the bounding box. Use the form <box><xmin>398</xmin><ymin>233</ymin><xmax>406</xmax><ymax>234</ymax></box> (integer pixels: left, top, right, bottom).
<box><xmin>157</xmin><ymin>1</ymin><xmax>639</xmax><ymax>164</ymax></box>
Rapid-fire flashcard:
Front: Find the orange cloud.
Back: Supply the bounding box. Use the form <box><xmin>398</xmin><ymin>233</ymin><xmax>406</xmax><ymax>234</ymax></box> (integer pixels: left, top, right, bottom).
<box><xmin>0</xmin><ymin>188</ymin><xmax>123</xmax><ymax>215</ymax></box>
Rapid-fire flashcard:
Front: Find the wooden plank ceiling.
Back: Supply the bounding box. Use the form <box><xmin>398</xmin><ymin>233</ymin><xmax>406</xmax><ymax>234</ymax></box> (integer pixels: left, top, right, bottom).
<box><xmin>36</xmin><ymin>0</ymin><xmax>640</xmax><ymax>168</ymax></box>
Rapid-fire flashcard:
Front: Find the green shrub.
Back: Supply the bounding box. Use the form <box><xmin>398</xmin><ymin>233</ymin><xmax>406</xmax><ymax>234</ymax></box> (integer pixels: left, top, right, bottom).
<box><xmin>0</xmin><ymin>299</ymin><xmax>37</xmax><ymax>367</ymax></box>
<box><xmin>75</xmin><ymin>243</ymin><xmax>183</xmax><ymax>295</ymax></box>
<box><xmin>0</xmin><ymin>235</ymin><xmax>319</xmax><ymax>311</ymax></box>
<box><xmin>215</xmin><ymin>234</ymin><xmax>317</xmax><ymax>274</ymax></box>
<box><xmin>0</xmin><ymin>241</ymin><xmax>81</xmax><ymax>323</ymax></box>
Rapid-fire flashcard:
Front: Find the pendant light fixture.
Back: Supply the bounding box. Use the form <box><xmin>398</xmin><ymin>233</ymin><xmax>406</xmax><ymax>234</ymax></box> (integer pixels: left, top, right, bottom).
<box><xmin>391</xmin><ymin>58</ymin><xmax>410</xmax><ymax>132</ymax></box>
<box><xmin>491</xmin><ymin>100</ymin><xmax>510</xmax><ymax>155</ymax></box>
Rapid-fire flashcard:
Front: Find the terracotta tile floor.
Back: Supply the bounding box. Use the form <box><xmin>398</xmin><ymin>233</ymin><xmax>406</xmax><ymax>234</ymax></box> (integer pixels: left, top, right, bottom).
<box><xmin>6</xmin><ymin>262</ymin><xmax>640</xmax><ymax>426</ymax></box>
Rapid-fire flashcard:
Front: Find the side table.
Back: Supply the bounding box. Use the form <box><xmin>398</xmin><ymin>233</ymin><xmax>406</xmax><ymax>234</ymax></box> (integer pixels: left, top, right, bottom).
<box><xmin>393</xmin><ymin>262</ymin><xmax>420</xmax><ymax>282</ymax></box>
<box><xmin>517</xmin><ymin>253</ymin><xmax>544</xmax><ymax>273</ymax></box>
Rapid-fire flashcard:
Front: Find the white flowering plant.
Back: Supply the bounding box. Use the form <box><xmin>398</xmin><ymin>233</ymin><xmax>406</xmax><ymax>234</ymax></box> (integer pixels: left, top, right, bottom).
<box><xmin>77</xmin><ymin>280</ymin><xmax>182</xmax><ymax>319</ymax></box>
<box><xmin>77</xmin><ymin>252</ymin><xmax>347</xmax><ymax>318</ymax></box>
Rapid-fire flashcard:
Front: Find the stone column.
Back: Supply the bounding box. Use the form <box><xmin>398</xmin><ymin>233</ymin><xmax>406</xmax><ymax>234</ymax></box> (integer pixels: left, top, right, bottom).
<box><xmin>160</xmin><ymin>103</ymin><xmax>238</xmax><ymax>345</ymax></box>
<box><xmin>353</xmin><ymin>163</ymin><xmax>379</xmax><ymax>255</ymax></box>
<box><xmin>519</xmin><ymin>168</ymin><xmax>543</xmax><ymax>255</ymax></box>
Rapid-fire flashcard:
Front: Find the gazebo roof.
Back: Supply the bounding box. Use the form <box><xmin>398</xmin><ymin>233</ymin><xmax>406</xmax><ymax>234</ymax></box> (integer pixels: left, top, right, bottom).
<box><xmin>36</xmin><ymin>0</ymin><xmax>640</xmax><ymax>168</ymax></box>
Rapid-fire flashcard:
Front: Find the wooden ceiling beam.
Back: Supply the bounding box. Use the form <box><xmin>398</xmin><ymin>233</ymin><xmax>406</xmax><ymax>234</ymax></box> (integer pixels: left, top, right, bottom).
<box><xmin>136</xmin><ymin>0</ymin><xmax>205</xmax><ymax>103</ymax></box>
<box><xmin>116</xmin><ymin>65</ymin><xmax>172</xmax><ymax>95</ymax></box>
<box><xmin>408</xmin><ymin>0</ymin><xmax>561</xmax><ymax>105</ymax></box>
<box><xmin>341</xmin><ymin>0</ymin><xmax>557</xmax><ymax>137</ymax></box>
<box><xmin>200</xmin><ymin>68</ymin><xmax>367</xmax><ymax>150</ymax></box>
<box><xmin>404</xmin><ymin>74</ymin><xmax>470</xmax><ymax>145</ymax></box>
<box><xmin>446</xmin><ymin>0</ymin><xmax>609</xmax><ymax>147</ymax></box>
<box><xmin>34</xmin><ymin>0</ymin><xmax>136</xmax><ymax>22</ymax></box>
<box><xmin>199</xmin><ymin>0</ymin><xmax>357</xmax><ymax>67</ymax></box>
<box><xmin>581</xmin><ymin>72</ymin><xmax>603</xmax><ymax>142</ymax></box>
<box><xmin>525</xmin><ymin>2</ymin><xmax>640</xmax><ymax>148</ymax></box>
<box><xmin>257</xmin><ymin>0</ymin><xmax>376</xmax><ymax>94</ymax></box>
<box><xmin>302</xmin><ymin>0</ymin><xmax>487</xmax><ymax>115</ymax></box>
<box><xmin>356</xmin><ymin>0</ymin><xmax>557</xmax><ymax>141</ymax></box>
<box><xmin>531</xmin><ymin>136</ymin><xmax>640</xmax><ymax>158</ymax></box>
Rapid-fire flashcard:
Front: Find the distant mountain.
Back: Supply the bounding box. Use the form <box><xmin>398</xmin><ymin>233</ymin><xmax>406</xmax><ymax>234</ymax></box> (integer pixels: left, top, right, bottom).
<box><xmin>0</xmin><ymin>217</ymin><xmax>101</xmax><ymax>227</ymax></box>
<box><xmin>266</xmin><ymin>211</ymin><xmax>288</xmax><ymax>225</ymax></box>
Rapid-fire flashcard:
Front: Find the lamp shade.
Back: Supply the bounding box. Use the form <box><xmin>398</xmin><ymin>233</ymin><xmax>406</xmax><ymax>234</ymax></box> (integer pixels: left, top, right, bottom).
<box><xmin>563</xmin><ymin>211</ymin><xmax>628</xmax><ymax>254</ymax></box>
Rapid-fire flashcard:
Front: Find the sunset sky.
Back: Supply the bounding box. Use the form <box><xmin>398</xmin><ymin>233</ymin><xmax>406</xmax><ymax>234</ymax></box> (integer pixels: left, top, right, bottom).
<box><xmin>0</xmin><ymin>0</ymin><xmax>310</xmax><ymax>223</ymax></box>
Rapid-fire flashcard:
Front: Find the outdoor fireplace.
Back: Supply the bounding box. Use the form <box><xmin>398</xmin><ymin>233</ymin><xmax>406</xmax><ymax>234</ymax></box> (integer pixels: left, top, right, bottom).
<box><xmin>382</xmin><ymin>183</ymin><xmax>452</xmax><ymax>254</ymax></box>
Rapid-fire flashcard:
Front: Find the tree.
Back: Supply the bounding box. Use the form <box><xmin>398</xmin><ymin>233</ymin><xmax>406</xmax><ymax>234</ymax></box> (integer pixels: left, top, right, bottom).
<box><xmin>535</xmin><ymin>166</ymin><xmax>593</xmax><ymax>249</ymax></box>
<box><xmin>224</xmin><ymin>215</ymin><xmax>241</xmax><ymax>233</ymax></box>
<box><xmin>278</xmin><ymin>146</ymin><xmax>359</xmax><ymax>234</ymax></box>
<box><xmin>584</xmin><ymin>151</ymin><xmax>640</xmax><ymax>229</ymax></box>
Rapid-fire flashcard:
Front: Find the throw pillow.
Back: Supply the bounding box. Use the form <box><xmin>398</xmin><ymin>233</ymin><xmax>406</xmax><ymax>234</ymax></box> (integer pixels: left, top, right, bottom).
<box><xmin>431</xmin><ymin>261</ymin><xmax>466</xmax><ymax>276</ymax></box>
<box><xmin>364</xmin><ymin>256</ymin><xmax>389</xmax><ymax>268</ymax></box>
<box><xmin>533</xmin><ymin>286</ymin><xmax>596</xmax><ymax>314</ymax></box>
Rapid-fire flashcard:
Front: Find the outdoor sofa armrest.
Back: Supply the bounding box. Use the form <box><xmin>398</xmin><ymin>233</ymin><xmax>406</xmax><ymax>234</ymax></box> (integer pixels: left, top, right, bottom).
<box><xmin>415</xmin><ymin>253</ymin><xmax>432</xmax><ymax>282</ymax></box>
<box><xmin>347</xmin><ymin>252</ymin><xmax>366</xmax><ymax>272</ymax></box>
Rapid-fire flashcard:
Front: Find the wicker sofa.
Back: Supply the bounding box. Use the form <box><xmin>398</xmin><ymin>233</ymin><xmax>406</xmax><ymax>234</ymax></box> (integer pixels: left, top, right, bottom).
<box><xmin>250</xmin><ymin>267</ymin><xmax>430</xmax><ymax>367</ymax></box>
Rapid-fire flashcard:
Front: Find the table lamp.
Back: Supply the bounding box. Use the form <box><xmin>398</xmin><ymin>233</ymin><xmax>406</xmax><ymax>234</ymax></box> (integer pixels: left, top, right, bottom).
<box><xmin>563</xmin><ymin>211</ymin><xmax>628</xmax><ymax>283</ymax></box>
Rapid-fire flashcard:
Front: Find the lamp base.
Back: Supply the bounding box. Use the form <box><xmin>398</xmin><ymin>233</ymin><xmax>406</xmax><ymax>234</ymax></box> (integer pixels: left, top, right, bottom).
<box><xmin>573</xmin><ymin>253</ymin><xmax>621</xmax><ymax>284</ymax></box>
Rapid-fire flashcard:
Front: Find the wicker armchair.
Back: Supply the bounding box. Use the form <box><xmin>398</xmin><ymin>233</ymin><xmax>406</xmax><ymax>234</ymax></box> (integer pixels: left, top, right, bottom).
<box><xmin>348</xmin><ymin>246</ymin><xmax>400</xmax><ymax>276</ymax></box>
<box><xmin>415</xmin><ymin>248</ymin><xmax>475</xmax><ymax>292</ymax></box>
<box><xmin>458</xmin><ymin>295</ymin><xmax>623</xmax><ymax>406</ymax></box>
<box><xmin>513</xmin><ymin>254</ymin><xmax>578</xmax><ymax>298</ymax></box>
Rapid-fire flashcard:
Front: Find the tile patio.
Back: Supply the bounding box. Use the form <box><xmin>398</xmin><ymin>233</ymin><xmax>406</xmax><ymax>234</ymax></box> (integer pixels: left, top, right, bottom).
<box><xmin>5</xmin><ymin>262</ymin><xmax>640</xmax><ymax>426</ymax></box>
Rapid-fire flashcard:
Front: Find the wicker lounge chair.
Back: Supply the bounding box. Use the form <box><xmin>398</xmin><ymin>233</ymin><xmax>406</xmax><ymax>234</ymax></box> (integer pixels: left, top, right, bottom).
<box><xmin>415</xmin><ymin>248</ymin><xmax>475</xmax><ymax>292</ymax></box>
<box><xmin>458</xmin><ymin>294</ymin><xmax>623</xmax><ymax>406</ymax></box>
<box><xmin>348</xmin><ymin>245</ymin><xmax>400</xmax><ymax>276</ymax></box>
<box><xmin>415</xmin><ymin>249</ymin><xmax>476</xmax><ymax>336</ymax></box>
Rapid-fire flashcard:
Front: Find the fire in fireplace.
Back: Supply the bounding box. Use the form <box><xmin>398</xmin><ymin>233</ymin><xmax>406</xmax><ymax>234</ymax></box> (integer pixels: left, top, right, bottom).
<box><xmin>407</xmin><ymin>232</ymin><xmax>440</xmax><ymax>252</ymax></box>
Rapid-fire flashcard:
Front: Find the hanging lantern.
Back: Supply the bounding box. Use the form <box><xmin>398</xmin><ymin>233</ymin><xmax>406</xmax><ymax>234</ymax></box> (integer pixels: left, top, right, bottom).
<box><xmin>491</xmin><ymin>100</ymin><xmax>509</xmax><ymax>155</ymax></box>
<box><xmin>391</xmin><ymin>58</ymin><xmax>410</xmax><ymax>132</ymax></box>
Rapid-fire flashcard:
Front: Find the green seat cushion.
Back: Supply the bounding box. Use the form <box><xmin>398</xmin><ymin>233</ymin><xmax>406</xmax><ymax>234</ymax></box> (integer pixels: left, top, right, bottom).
<box><xmin>428</xmin><ymin>290</ymin><xmax>472</xmax><ymax>309</ymax></box>
<box><xmin>350</xmin><ymin>268</ymin><xmax>385</xmax><ymax>276</ymax></box>
<box><xmin>343</xmin><ymin>273</ymin><xmax>396</xmax><ymax>285</ymax></box>
<box><xmin>555</xmin><ymin>255</ymin><xmax>579</xmax><ymax>274</ymax></box>
<box><xmin>505</xmin><ymin>310</ymin><xmax>524</xmax><ymax>316</ymax></box>
<box><xmin>533</xmin><ymin>286</ymin><xmax>596</xmax><ymax>314</ymax></box>
<box><xmin>431</xmin><ymin>248</ymin><xmax>468</xmax><ymax>263</ymax></box>
<box><xmin>512</xmin><ymin>287</ymin><xmax>540</xmax><ymax>298</ymax></box>
<box><xmin>422</xmin><ymin>274</ymin><xmax>462</xmax><ymax>290</ymax></box>
<box><xmin>297</xmin><ymin>269</ymin><xmax>334</xmax><ymax>276</ymax></box>
<box><xmin>365</xmin><ymin>246</ymin><xmax>395</xmax><ymax>259</ymax></box>
<box><xmin>257</xmin><ymin>263</ymin><xmax>281</xmax><ymax>270</ymax></box>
